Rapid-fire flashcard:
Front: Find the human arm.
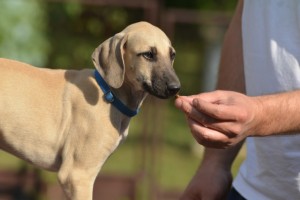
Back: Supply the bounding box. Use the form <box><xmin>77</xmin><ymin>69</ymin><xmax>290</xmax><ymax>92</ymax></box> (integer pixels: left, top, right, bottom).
<box><xmin>179</xmin><ymin>144</ymin><xmax>243</xmax><ymax>200</ymax></box>
<box><xmin>179</xmin><ymin>0</ymin><xmax>245</xmax><ymax>199</ymax></box>
<box><xmin>178</xmin><ymin>89</ymin><xmax>300</xmax><ymax>149</ymax></box>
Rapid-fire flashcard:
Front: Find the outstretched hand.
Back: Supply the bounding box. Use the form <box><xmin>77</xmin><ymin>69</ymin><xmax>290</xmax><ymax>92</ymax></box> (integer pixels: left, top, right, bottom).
<box><xmin>175</xmin><ymin>90</ymin><xmax>262</xmax><ymax>148</ymax></box>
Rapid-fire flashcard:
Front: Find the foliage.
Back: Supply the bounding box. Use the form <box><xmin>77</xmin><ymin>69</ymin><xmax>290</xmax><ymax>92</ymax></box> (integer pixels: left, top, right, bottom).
<box><xmin>46</xmin><ymin>2</ymin><xmax>132</xmax><ymax>68</ymax></box>
<box><xmin>0</xmin><ymin>0</ymin><xmax>49</xmax><ymax>66</ymax></box>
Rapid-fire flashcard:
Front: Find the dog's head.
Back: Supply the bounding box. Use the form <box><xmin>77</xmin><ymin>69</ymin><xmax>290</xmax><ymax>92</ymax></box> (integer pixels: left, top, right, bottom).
<box><xmin>92</xmin><ymin>21</ymin><xmax>180</xmax><ymax>99</ymax></box>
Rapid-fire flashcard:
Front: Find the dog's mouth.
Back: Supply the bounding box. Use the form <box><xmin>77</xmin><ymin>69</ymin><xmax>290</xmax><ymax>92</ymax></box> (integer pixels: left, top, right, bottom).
<box><xmin>143</xmin><ymin>81</ymin><xmax>180</xmax><ymax>99</ymax></box>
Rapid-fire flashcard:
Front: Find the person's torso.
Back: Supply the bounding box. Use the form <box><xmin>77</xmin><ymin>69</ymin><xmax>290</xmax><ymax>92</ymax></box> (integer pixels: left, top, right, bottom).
<box><xmin>234</xmin><ymin>0</ymin><xmax>300</xmax><ymax>199</ymax></box>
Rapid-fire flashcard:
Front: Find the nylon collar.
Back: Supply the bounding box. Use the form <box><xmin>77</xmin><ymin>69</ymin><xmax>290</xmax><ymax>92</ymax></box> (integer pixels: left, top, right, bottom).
<box><xmin>94</xmin><ymin>70</ymin><xmax>139</xmax><ymax>117</ymax></box>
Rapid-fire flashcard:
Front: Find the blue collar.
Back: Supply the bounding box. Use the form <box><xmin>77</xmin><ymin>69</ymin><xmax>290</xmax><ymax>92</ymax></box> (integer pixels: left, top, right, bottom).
<box><xmin>94</xmin><ymin>70</ymin><xmax>139</xmax><ymax>117</ymax></box>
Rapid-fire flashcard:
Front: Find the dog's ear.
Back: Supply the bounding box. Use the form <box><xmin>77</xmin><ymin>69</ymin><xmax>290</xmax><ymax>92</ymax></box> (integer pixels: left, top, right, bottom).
<box><xmin>92</xmin><ymin>32</ymin><xmax>127</xmax><ymax>88</ymax></box>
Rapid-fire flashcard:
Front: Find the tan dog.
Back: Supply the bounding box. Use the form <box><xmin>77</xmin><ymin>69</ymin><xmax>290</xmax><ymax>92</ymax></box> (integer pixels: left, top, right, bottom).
<box><xmin>0</xmin><ymin>21</ymin><xmax>180</xmax><ymax>199</ymax></box>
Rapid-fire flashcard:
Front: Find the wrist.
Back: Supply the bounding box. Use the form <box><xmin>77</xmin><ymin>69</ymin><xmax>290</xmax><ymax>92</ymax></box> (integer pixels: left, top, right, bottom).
<box><xmin>252</xmin><ymin>92</ymin><xmax>291</xmax><ymax>136</ymax></box>
<box><xmin>201</xmin><ymin>141</ymin><xmax>244</xmax><ymax>171</ymax></box>
<box><xmin>251</xmin><ymin>90</ymin><xmax>300</xmax><ymax>136</ymax></box>
<box><xmin>201</xmin><ymin>149</ymin><xmax>234</xmax><ymax>171</ymax></box>
<box><xmin>249</xmin><ymin>96</ymin><xmax>266</xmax><ymax>136</ymax></box>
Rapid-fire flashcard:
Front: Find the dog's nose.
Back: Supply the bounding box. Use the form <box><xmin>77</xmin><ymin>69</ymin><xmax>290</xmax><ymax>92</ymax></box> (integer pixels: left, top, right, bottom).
<box><xmin>167</xmin><ymin>83</ymin><xmax>181</xmax><ymax>96</ymax></box>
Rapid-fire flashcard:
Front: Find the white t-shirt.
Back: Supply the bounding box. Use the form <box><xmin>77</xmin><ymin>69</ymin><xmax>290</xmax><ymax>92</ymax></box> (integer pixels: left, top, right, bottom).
<box><xmin>233</xmin><ymin>0</ymin><xmax>300</xmax><ymax>199</ymax></box>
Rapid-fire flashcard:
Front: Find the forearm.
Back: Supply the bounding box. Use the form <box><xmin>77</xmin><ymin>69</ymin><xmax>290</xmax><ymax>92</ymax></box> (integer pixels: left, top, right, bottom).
<box><xmin>201</xmin><ymin>141</ymin><xmax>244</xmax><ymax>170</ymax></box>
<box><xmin>253</xmin><ymin>90</ymin><xmax>300</xmax><ymax>136</ymax></box>
<box><xmin>217</xmin><ymin>0</ymin><xmax>245</xmax><ymax>94</ymax></box>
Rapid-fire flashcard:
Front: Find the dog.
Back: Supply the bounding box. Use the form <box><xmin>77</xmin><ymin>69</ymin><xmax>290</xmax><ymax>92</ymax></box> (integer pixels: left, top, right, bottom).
<box><xmin>0</xmin><ymin>21</ymin><xmax>180</xmax><ymax>199</ymax></box>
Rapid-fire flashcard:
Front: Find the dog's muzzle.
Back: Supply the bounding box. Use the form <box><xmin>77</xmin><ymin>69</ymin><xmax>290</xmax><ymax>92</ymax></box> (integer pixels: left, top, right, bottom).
<box><xmin>166</xmin><ymin>82</ymin><xmax>181</xmax><ymax>96</ymax></box>
<box><xmin>143</xmin><ymin>80</ymin><xmax>181</xmax><ymax>99</ymax></box>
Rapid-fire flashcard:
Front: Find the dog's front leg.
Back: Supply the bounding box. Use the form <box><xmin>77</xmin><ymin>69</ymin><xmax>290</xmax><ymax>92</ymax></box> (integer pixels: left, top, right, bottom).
<box><xmin>57</xmin><ymin>144</ymin><xmax>101</xmax><ymax>200</ymax></box>
<box><xmin>58</xmin><ymin>159</ymin><xmax>99</xmax><ymax>200</ymax></box>
<box><xmin>57</xmin><ymin>134</ymin><xmax>119</xmax><ymax>200</ymax></box>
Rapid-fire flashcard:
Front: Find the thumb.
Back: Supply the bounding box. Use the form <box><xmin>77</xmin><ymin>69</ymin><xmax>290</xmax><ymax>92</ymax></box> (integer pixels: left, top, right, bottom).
<box><xmin>174</xmin><ymin>97</ymin><xmax>183</xmax><ymax>109</ymax></box>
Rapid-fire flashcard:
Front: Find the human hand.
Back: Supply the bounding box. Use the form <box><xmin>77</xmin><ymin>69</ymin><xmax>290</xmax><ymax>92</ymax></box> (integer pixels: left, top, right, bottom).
<box><xmin>174</xmin><ymin>90</ymin><xmax>262</xmax><ymax>148</ymax></box>
<box><xmin>179</xmin><ymin>162</ymin><xmax>232</xmax><ymax>200</ymax></box>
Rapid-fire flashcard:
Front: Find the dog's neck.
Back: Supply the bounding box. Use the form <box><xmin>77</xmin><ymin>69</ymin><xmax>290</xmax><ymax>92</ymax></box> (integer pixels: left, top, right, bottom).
<box><xmin>94</xmin><ymin>70</ymin><xmax>147</xmax><ymax>117</ymax></box>
<box><xmin>111</xmin><ymin>82</ymin><xmax>148</xmax><ymax>116</ymax></box>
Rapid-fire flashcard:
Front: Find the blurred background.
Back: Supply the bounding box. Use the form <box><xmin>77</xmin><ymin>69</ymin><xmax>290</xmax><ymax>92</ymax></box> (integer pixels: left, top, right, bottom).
<box><xmin>0</xmin><ymin>0</ymin><xmax>244</xmax><ymax>199</ymax></box>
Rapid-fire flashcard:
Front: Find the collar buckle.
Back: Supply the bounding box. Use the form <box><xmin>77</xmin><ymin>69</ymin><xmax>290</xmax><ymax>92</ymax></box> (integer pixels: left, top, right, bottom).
<box><xmin>94</xmin><ymin>70</ymin><xmax>138</xmax><ymax>117</ymax></box>
<box><xmin>104</xmin><ymin>91</ymin><xmax>114</xmax><ymax>103</ymax></box>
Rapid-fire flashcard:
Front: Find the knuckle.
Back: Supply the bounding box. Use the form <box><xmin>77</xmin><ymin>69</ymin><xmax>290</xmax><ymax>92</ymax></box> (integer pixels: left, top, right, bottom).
<box><xmin>227</xmin><ymin>140</ymin><xmax>236</xmax><ymax>148</ymax></box>
<box><xmin>215</xmin><ymin>107</ymin><xmax>224</xmax><ymax>117</ymax></box>
<box><xmin>230</xmin><ymin>126</ymin><xmax>243</xmax><ymax>137</ymax></box>
<box><xmin>213</xmin><ymin>106</ymin><xmax>227</xmax><ymax>119</ymax></box>
<box><xmin>200</xmin><ymin>131</ymin><xmax>210</xmax><ymax>141</ymax></box>
<box><xmin>236</xmin><ymin>109</ymin><xmax>249</xmax><ymax>122</ymax></box>
<box><xmin>190</xmin><ymin>126</ymin><xmax>209</xmax><ymax>144</ymax></box>
<box><xmin>189</xmin><ymin>123</ymin><xmax>200</xmax><ymax>135</ymax></box>
<box><xmin>226</xmin><ymin>139</ymin><xmax>238</xmax><ymax>148</ymax></box>
<box><xmin>182</xmin><ymin>103</ymin><xmax>192</xmax><ymax>115</ymax></box>
<box><xmin>190</xmin><ymin>126</ymin><xmax>198</xmax><ymax>135</ymax></box>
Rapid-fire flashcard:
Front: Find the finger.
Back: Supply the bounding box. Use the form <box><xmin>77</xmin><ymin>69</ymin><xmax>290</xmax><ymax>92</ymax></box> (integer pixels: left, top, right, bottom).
<box><xmin>174</xmin><ymin>98</ymin><xmax>193</xmax><ymax>114</ymax></box>
<box><xmin>192</xmin><ymin>118</ymin><xmax>241</xmax><ymax>139</ymax></box>
<box><xmin>176</xmin><ymin>99</ymin><xmax>218</xmax><ymax>128</ymax></box>
<box><xmin>175</xmin><ymin>97</ymin><xmax>220</xmax><ymax>129</ymax></box>
<box><xmin>176</xmin><ymin>97</ymin><xmax>240</xmax><ymax>139</ymax></box>
<box><xmin>176</xmin><ymin>92</ymin><xmax>222</xmax><ymax>104</ymax></box>
<box><xmin>174</xmin><ymin>97</ymin><xmax>184</xmax><ymax>109</ymax></box>
<box><xmin>174</xmin><ymin>96</ymin><xmax>194</xmax><ymax>112</ymax></box>
<box><xmin>176</xmin><ymin>95</ymin><xmax>197</xmax><ymax>104</ymax></box>
<box><xmin>192</xmin><ymin>98</ymin><xmax>239</xmax><ymax>121</ymax></box>
<box><xmin>191</xmin><ymin>90</ymin><xmax>225</xmax><ymax>103</ymax></box>
<box><xmin>174</xmin><ymin>96</ymin><xmax>193</xmax><ymax>107</ymax></box>
<box><xmin>175</xmin><ymin>97</ymin><xmax>203</xmax><ymax>118</ymax></box>
<box><xmin>188</xmin><ymin>118</ymin><xmax>246</xmax><ymax>147</ymax></box>
<box><xmin>187</xmin><ymin>118</ymin><xmax>232</xmax><ymax>149</ymax></box>
<box><xmin>187</xmin><ymin>107</ymin><xmax>217</xmax><ymax>128</ymax></box>
<box><xmin>202</xmin><ymin>120</ymin><xmax>239</xmax><ymax>139</ymax></box>
<box><xmin>176</xmin><ymin>96</ymin><xmax>241</xmax><ymax>140</ymax></box>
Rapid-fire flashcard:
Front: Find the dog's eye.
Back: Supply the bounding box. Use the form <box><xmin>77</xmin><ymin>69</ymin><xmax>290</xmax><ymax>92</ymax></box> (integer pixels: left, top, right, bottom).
<box><xmin>171</xmin><ymin>52</ymin><xmax>176</xmax><ymax>60</ymax></box>
<box><xmin>142</xmin><ymin>51</ymin><xmax>154</xmax><ymax>60</ymax></box>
